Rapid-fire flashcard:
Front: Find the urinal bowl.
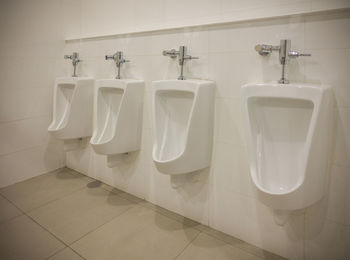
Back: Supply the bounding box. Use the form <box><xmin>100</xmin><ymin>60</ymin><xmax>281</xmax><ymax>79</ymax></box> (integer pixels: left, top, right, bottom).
<box><xmin>242</xmin><ymin>83</ymin><xmax>333</xmax><ymax>211</ymax></box>
<box><xmin>48</xmin><ymin>77</ymin><xmax>94</xmax><ymax>140</ymax></box>
<box><xmin>90</xmin><ymin>79</ymin><xmax>144</xmax><ymax>163</ymax></box>
<box><xmin>152</xmin><ymin>80</ymin><xmax>215</xmax><ymax>174</ymax></box>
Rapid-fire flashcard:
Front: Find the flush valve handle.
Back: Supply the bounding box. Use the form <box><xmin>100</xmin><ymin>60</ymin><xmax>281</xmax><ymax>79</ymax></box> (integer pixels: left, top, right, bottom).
<box><xmin>288</xmin><ymin>51</ymin><xmax>311</xmax><ymax>58</ymax></box>
<box><xmin>162</xmin><ymin>49</ymin><xmax>179</xmax><ymax>58</ymax></box>
<box><xmin>255</xmin><ymin>44</ymin><xmax>280</xmax><ymax>55</ymax></box>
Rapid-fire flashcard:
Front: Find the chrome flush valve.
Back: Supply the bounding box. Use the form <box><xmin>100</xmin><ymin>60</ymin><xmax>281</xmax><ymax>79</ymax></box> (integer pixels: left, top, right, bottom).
<box><xmin>64</xmin><ymin>52</ymin><xmax>81</xmax><ymax>77</ymax></box>
<box><xmin>105</xmin><ymin>51</ymin><xmax>130</xmax><ymax>79</ymax></box>
<box><xmin>162</xmin><ymin>46</ymin><xmax>198</xmax><ymax>80</ymax></box>
<box><xmin>255</xmin><ymin>40</ymin><xmax>311</xmax><ymax>84</ymax></box>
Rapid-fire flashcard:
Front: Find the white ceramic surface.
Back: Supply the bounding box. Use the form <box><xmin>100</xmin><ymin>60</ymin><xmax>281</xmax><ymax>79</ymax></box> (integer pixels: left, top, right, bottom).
<box><xmin>90</xmin><ymin>79</ymin><xmax>144</xmax><ymax>167</ymax></box>
<box><xmin>152</xmin><ymin>79</ymin><xmax>215</xmax><ymax>174</ymax></box>
<box><xmin>48</xmin><ymin>77</ymin><xmax>94</xmax><ymax>140</ymax></box>
<box><xmin>242</xmin><ymin>83</ymin><xmax>333</xmax><ymax>211</ymax></box>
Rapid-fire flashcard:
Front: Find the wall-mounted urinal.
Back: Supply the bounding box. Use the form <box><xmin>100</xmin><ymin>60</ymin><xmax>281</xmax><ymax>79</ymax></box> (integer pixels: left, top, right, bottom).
<box><xmin>242</xmin><ymin>83</ymin><xmax>333</xmax><ymax>225</ymax></box>
<box><xmin>90</xmin><ymin>79</ymin><xmax>144</xmax><ymax>168</ymax></box>
<box><xmin>152</xmin><ymin>80</ymin><xmax>215</xmax><ymax>174</ymax></box>
<box><xmin>48</xmin><ymin>77</ymin><xmax>94</xmax><ymax>150</ymax></box>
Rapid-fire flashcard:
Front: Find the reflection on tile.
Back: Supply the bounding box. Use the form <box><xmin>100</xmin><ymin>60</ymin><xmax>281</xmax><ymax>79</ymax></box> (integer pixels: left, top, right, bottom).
<box><xmin>48</xmin><ymin>247</ymin><xmax>83</xmax><ymax>260</ymax></box>
<box><xmin>0</xmin><ymin>215</ymin><xmax>64</xmax><ymax>260</ymax></box>
<box><xmin>28</xmin><ymin>187</ymin><xmax>136</xmax><ymax>244</ymax></box>
<box><xmin>72</xmin><ymin>206</ymin><xmax>200</xmax><ymax>260</ymax></box>
<box><xmin>176</xmin><ymin>232</ymin><xmax>261</xmax><ymax>260</ymax></box>
<box><xmin>0</xmin><ymin>168</ymin><xmax>89</xmax><ymax>212</ymax></box>
<box><xmin>0</xmin><ymin>195</ymin><xmax>22</xmax><ymax>224</ymax></box>
<box><xmin>199</xmin><ymin>225</ymin><xmax>286</xmax><ymax>260</ymax></box>
<box><xmin>305</xmin><ymin>217</ymin><xmax>345</xmax><ymax>260</ymax></box>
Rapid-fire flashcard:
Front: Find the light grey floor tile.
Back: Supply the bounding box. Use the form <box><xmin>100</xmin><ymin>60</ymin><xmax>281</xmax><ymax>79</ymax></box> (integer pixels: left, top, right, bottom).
<box><xmin>71</xmin><ymin>206</ymin><xmax>200</xmax><ymax>260</ymax></box>
<box><xmin>28</xmin><ymin>186</ymin><xmax>136</xmax><ymax>244</ymax></box>
<box><xmin>141</xmin><ymin>202</ymin><xmax>203</xmax><ymax>229</ymax></box>
<box><xmin>0</xmin><ymin>195</ymin><xmax>22</xmax><ymax>224</ymax></box>
<box><xmin>0</xmin><ymin>168</ymin><xmax>90</xmax><ymax>212</ymax></box>
<box><xmin>48</xmin><ymin>247</ymin><xmax>84</xmax><ymax>260</ymax></box>
<box><xmin>0</xmin><ymin>215</ymin><xmax>65</xmax><ymax>260</ymax></box>
<box><xmin>176</xmin><ymin>232</ymin><xmax>262</xmax><ymax>260</ymax></box>
<box><xmin>199</xmin><ymin>225</ymin><xmax>286</xmax><ymax>260</ymax></box>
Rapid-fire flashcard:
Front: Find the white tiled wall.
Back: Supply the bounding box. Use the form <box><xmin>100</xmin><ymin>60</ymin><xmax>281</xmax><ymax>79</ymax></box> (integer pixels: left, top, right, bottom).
<box><xmin>0</xmin><ymin>0</ymin><xmax>75</xmax><ymax>187</ymax></box>
<box><xmin>65</xmin><ymin>10</ymin><xmax>350</xmax><ymax>259</ymax></box>
<box><xmin>70</xmin><ymin>0</ymin><xmax>350</xmax><ymax>39</ymax></box>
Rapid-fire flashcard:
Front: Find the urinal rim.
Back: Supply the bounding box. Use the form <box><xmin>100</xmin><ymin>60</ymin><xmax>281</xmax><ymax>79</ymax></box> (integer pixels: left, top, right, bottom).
<box><xmin>241</xmin><ymin>83</ymin><xmax>326</xmax><ymax>196</ymax></box>
<box><xmin>90</xmin><ymin>79</ymin><xmax>144</xmax><ymax>146</ymax></box>
<box><xmin>90</xmin><ymin>85</ymin><xmax>126</xmax><ymax>146</ymax></box>
<box><xmin>48</xmin><ymin>77</ymin><xmax>94</xmax><ymax>132</ymax></box>
<box><xmin>151</xmin><ymin>86</ymin><xmax>198</xmax><ymax>164</ymax></box>
<box><xmin>48</xmin><ymin>82</ymin><xmax>79</xmax><ymax>132</ymax></box>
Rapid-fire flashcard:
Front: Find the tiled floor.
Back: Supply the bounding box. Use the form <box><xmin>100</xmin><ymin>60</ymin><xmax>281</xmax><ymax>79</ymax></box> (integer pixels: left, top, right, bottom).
<box><xmin>0</xmin><ymin>168</ymin><xmax>285</xmax><ymax>260</ymax></box>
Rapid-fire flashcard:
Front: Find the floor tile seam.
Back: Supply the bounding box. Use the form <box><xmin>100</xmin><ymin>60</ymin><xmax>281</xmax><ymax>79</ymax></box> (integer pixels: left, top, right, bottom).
<box><xmin>24</xmin><ymin>211</ymin><xmax>70</xmax><ymax>247</ymax></box>
<box><xmin>76</xmin><ymin>177</ymin><xmax>277</xmax><ymax>259</ymax></box>
<box><xmin>67</xmin><ymin>204</ymin><xmax>139</xmax><ymax>246</ymax></box>
<box><xmin>25</xmin><ymin>185</ymin><xmax>89</xmax><ymax>214</ymax></box>
<box><xmin>45</xmin><ymin>246</ymin><xmax>70</xmax><ymax>260</ymax></box>
<box><xmin>0</xmin><ymin>193</ymin><xmax>26</xmax><ymax>223</ymax></box>
<box><xmin>174</xmin><ymin>230</ymin><xmax>202</xmax><ymax>259</ymax></box>
<box><xmin>67</xmin><ymin>246</ymin><xmax>88</xmax><ymax>260</ymax></box>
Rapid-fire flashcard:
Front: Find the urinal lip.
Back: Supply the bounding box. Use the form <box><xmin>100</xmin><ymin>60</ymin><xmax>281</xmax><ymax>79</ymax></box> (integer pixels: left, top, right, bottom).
<box><xmin>96</xmin><ymin>78</ymin><xmax>144</xmax><ymax>85</ymax></box>
<box><xmin>250</xmin><ymin>171</ymin><xmax>304</xmax><ymax>196</ymax></box>
<box><xmin>152</xmin><ymin>149</ymin><xmax>185</xmax><ymax>164</ymax></box>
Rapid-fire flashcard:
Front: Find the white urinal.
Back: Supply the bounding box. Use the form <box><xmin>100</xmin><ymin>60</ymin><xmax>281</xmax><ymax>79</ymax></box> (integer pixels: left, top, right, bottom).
<box><xmin>90</xmin><ymin>79</ymin><xmax>144</xmax><ymax>167</ymax></box>
<box><xmin>48</xmin><ymin>77</ymin><xmax>94</xmax><ymax>148</ymax></box>
<box><xmin>242</xmin><ymin>83</ymin><xmax>332</xmax><ymax>224</ymax></box>
<box><xmin>152</xmin><ymin>80</ymin><xmax>215</xmax><ymax>174</ymax></box>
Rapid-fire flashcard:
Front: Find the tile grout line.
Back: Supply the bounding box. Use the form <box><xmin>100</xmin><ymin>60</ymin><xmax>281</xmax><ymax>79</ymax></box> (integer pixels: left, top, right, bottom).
<box><xmin>1</xmin><ymin>169</ymin><xmax>92</xmax><ymax>214</ymax></box>
<box><xmin>23</xmin><ymin>207</ymin><xmax>89</xmax><ymax>259</ymax></box>
<box><xmin>0</xmin><ymin>193</ymin><xmax>25</xmax><ymax>223</ymax></box>
<box><xmin>67</xmin><ymin>204</ymin><xmax>137</xmax><ymax>246</ymax></box>
<box><xmin>25</xmin><ymin>185</ymin><xmax>88</xmax><ymax>214</ymax></box>
<box><xmin>173</xmin><ymin>230</ymin><xmax>202</xmax><ymax>259</ymax></box>
<box><xmin>0</xmin><ymin>192</ymin><xmax>86</xmax><ymax>259</ymax></box>
<box><xmin>99</xmin><ymin>182</ymin><xmax>280</xmax><ymax>260</ymax></box>
<box><xmin>1</xmin><ymin>173</ymin><xmax>140</xmax><ymax>259</ymax></box>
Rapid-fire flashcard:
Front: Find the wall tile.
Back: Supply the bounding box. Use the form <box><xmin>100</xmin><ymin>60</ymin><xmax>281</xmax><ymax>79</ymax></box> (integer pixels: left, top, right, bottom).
<box><xmin>305</xmin><ymin>218</ymin><xmax>346</xmax><ymax>260</ymax></box>
<box><xmin>214</xmin><ymin>98</ymin><xmax>246</xmax><ymax>146</ymax></box>
<box><xmin>210</xmin><ymin>192</ymin><xmax>304</xmax><ymax>260</ymax></box>
<box><xmin>333</xmin><ymin>108</ymin><xmax>350</xmax><ymax>166</ymax></box>
<box><xmin>212</xmin><ymin>141</ymin><xmax>253</xmax><ymax>198</ymax></box>
<box><xmin>145</xmin><ymin>164</ymin><xmax>210</xmax><ymax>225</ymax></box>
<box><xmin>208</xmin><ymin>16</ymin><xmax>304</xmax><ymax>53</ymax></box>
<box><xmin>0</xmin><ymin>117</ymin><xmax>51</xmax><ymax>156</ymax></box>
<box><xmin>0</xmin><ymin>143</ymin><xmax>65</xmax><ymax>188</ymax></box>
<box><xmin>0</xmin><ymin>88</ymin><xmax>52</xmax><ymax>123</ymax></box>
<box><xmin>305</xmin><ymin>10</ymin><xmax>350</xmax><ymax>50</ymax></box>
